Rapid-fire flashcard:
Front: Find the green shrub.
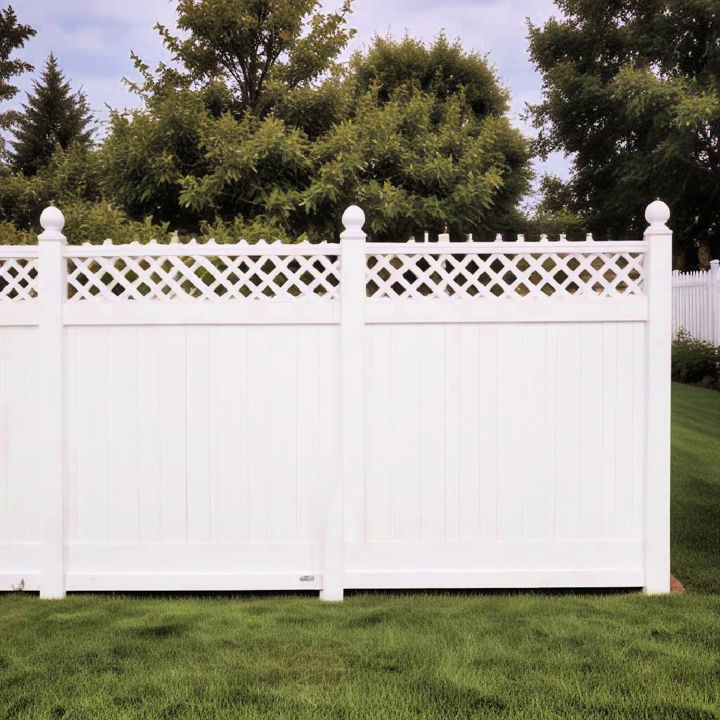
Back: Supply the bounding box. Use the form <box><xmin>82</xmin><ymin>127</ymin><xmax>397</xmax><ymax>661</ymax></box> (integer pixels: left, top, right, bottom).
<box><xmin>671</xmin><ymin>329</ymin><xmax>720</xmax><ymax>388</ymax></box>
<box><xmin>0</xmin><ymin>219</ymin><xmax>34</xmax><ymax>244</ymax></box>
<box><xmin>60</xmin><ymin>201</ymin><xmax>170</xmax><ymax>245</ymax></box>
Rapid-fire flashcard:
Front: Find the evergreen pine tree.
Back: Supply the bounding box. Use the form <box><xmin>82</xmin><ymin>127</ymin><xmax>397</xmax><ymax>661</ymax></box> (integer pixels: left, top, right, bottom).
<box><xmin>0</xmin><ymin>5</ymin><xmax>36</xmax><ymax>160</ymax></box>
<box><xmin>11</xmin><ymin>53</ymin><xmax>93</xmax><ymax>175</ymax></box>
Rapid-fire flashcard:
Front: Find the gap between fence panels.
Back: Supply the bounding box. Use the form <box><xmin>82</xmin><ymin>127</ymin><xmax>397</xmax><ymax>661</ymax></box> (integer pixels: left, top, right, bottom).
<box><xmin>0</xmin><ymin>200</ymin><xmax>673</xmax><ymax>599</ymax></box>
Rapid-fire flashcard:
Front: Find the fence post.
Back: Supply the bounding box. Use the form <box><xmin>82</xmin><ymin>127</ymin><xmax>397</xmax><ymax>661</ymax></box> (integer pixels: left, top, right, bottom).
<box><xmin>320</xmin><ymin>206</ymin><xmax>366</xmax><ymax>601</ymax></box>
<box><xmin>37</xmin><ymin>206</ymin><xmax>67</xmax><ymax>599</ymax></box>
<box><xmin>643</xmin><ymin>200</ymin><xmax>672</xmax><ymax>594</ymax></box>
<box><xmin>710</xmin><ymin>259</ymin><xmax>720</xmax><ymax>345</ymax></box>
<box><xmin>671</xmin><ymin>269</ymin><xmax>679</xmax><ymax>338</ymax></box>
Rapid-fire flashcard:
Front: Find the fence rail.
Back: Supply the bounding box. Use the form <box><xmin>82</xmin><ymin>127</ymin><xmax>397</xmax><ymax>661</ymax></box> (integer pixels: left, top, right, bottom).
<box><xmin>0</xmin><ymin>202</ymin><xmax>673</xmax><ymax>599</ymax></box>
<box><xmin>672</xmin><ymin>260</ymin><xmax>720</xmax><ymax>344</ymax></box>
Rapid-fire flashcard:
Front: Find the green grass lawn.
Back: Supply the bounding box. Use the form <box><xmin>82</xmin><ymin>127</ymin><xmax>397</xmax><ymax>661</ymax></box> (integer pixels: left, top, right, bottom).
<box><xmin>671</xmin><ymin>383</ymin><xmax>720</xmax><ymax>594</ymax></box>
<box><xmin>1</xmin><ymin>383</ymin><xmax>718</xmax><ymax>720</ymax></box>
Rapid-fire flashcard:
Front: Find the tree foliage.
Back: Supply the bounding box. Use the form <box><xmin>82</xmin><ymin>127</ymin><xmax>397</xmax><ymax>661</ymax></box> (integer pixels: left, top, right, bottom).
<box><xmin>2</xmin><ymin>3</ymin><xmax>532</xmax><ymax>245</ymax></box>
<box><xmin>521</xmin><ymin>173</ymin><xmax>585</xmax><ymax>239</ymax></box>
<box><xmin>0</xmin><ymin>5</ymin><xmax>35</xmax><ymax>160</ymax></box>
<box><xmin>153</xmin><ymin>0</ymin><xmax>355</xmax><ymax>117</ymax></box>
<box><xmin>104</xmin><ymin>30</ymin><xmax>531</xmax><ymax>242</ymax></box>
<box><xmin>10</xmin><ymin>54</ymin><xmax>93</xmax><ymax>176</ymax></box>
<box><xmin>349</xmin><ymin>33</ymin><xmax>507</xmax><ymax>119</ymax></box>
<box><xmin>304</xmin><ymin>86</ymin><xmax>529</xmax><ymax>241</ymax></box>
<box><xmin>529</xmin><ymin>0</ymin><xmax>720</xmax><ymax>257</ymax></box>
<box><xmin>101</xmin><ymin>89</ymin><xmax>208</xmax><ymax>226</ymax></box>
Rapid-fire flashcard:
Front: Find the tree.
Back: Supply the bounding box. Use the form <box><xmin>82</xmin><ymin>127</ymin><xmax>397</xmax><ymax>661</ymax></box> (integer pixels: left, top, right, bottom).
<box><xmin>171</xmin><ymin>35</ymin><xmax>531</xmax><ymax>241</ymax></box>
<box><xmin>521</xmin><ymin>174</ymin><xmax>584</xmax><ymax>239</ymax></box>
<box><xmin>105</xmin><ymin>23</ymin><xmax>531</xmax><ymax>242</ymax></box>
<box><xmin>300</xmin><ymin>35</ymin><xmax>531</xmax><ymax>241</ymax></box>
<box><xmin>101</xmin><ymin>88</ymin><xmax>209</xmax><ymax>227</ymax></box>
<box><xmin>152</xmin><ymin>0</ymin><xmax>355</xmax><ymax>117</ymax></box>
<box><xmin>528</xmin><ymin>0</ymin><xmax>720</xmax><ymax>260</ymax></box>
<box><xmin>349</xmin><ymin>33</ymin><xmax>507</xmax><ymax>119</ymax></box>
<box><xmin>0</xmin><ymin>5</ymin><xmax>35</xmax><ymax>160</ymax></box>
<box><xmin>10</xmin><ymin>54</ymin><xmax>93</xmax><ymax>176</ymax></box>
<box><xmin>302</xmin><ymin>87</ymin><xmax>530</xmax><ymax>241</ymax></box>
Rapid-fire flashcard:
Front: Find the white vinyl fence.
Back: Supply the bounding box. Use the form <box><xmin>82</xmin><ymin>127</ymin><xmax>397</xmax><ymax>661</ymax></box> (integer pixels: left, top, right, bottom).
<box><xmin>672</xmin><ymin>260</ymin><xmax>720</xmax><ymax>344</ymax></box>
<box><xmin>0</xmin><ymin>201</ymin><xmax>673</xmax><ymax>599</ymax></box>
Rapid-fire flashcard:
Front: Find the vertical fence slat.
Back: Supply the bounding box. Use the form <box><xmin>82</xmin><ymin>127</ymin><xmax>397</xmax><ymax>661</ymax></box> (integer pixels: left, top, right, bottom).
<box><xmin>186</xmin><ymin>327</ymin><xmax>211</xmax><ymax>543</ymax></box>
<box><xmin>137</xmin><ymin>327</ymin><xmax>162</xmax><ymax>544</ymax></box>
<box><xmin>108</xmin><ymin>327</ymin><xmax>140</xmax><ymax>543</ymax></box>
<box><xmin>246</xmin><ymin>327</ymin><xmax>271</xmax><ymax>542</ymax></box>
<box><xmin>443</xmin><ymin>325</ymin><xmax>461</xmax><ymax>542</ymax></box>
<box><xmin>159</xmin><ymin>327</ymin><xmax>187</xmax><ymax>543</ymax></box>
<box><xmin>477</xmin><ymin>325</ymin><xmax>499</xmax><ymax>540</ymax></box>
<box><xmin>419</xmin><ymin>325</ymin><xmax>445</xmax><ymax>541</ymax></box>
<box><xmin>296</xmin><ymin>326</ymin><xmax>320</xmax><ymax>542</ymax></box>
<box><xmin>269</xmin><ymin>326</ymin><xmax>298</xmax><ymax>542</ymax></box>
<box><xmin>458</xmin><ymin>325</ymin><xmax>480</xmax><ymax>541</ymax></box>
<box><xmin>364</xmin><ymin>326</ymin><xmax>392</xmax><ymax>543</ymax></box>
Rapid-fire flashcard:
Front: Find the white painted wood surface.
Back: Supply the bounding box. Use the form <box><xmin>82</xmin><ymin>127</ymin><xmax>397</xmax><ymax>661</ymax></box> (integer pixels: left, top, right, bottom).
<box><xmin>0</xmin><ymin>202</ymin><xmax>672</xmax><ymax>597</ymax></box>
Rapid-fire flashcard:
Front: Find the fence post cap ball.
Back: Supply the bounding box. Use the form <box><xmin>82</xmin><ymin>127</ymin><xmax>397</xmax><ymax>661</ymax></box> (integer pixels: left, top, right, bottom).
<box><xmin>40</xmin><ymin>206</ymin><xmax>65</xmax><ymax>233</ymax></box>
<box><xmin>342</xmin><ymin>205</ymin><xmax>365</xmax><ymax>232</ymax></box>
<box><xmin>645</xmin><ymin>200</ymin><xmax>670</xmax><ymax>226</ymax></box>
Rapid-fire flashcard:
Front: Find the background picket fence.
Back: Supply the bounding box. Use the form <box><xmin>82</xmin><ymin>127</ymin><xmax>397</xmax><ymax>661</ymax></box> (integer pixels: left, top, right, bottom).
<box><xmin>672</xmin><ymin>260</ymin><xmax>720</xmax><ymax>344</ymax></box>
<box><xmin>0</xmin><ymin>202</ymin><xmax>673</xmax><ymax>599</ymax></box>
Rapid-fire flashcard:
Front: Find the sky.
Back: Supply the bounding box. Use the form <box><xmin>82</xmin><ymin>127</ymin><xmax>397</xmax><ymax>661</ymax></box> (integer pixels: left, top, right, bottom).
<box><xmin>11</xmin><ymin>0</ymin><xmax>571</xmax><ymax>190</ymax></box>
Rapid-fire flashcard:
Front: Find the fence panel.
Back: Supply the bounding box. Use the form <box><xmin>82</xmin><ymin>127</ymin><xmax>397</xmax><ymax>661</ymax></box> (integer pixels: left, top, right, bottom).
<box><xmin>0</xmin><ymin>201</ymin><xmax>673</xmax><ymax>598</ymax></box>
<box><xmin>672</xmin><ymin>260</ymin><xmax>720</xmax><ymax>344</ymax></box>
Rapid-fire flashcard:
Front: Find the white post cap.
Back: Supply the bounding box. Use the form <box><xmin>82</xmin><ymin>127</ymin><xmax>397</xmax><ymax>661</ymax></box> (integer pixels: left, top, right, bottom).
<box><xmin>341</xmin><ymin>205</ymin><xmax>366</xmax><ymax>240</ymax></box>
<box><xmin>39</xmin><ymin>205</ymin><xmax>66</xmax><ymax>242</ymax></box>
<box><xmin>645</xmin><ymin>200</ymin><xmax>671</xmax><ymax>227</ymax></box>
<box><xmin>342</xmin><ymin>205</ymin><xmax>365</xmax><ymax>231</ymax></box>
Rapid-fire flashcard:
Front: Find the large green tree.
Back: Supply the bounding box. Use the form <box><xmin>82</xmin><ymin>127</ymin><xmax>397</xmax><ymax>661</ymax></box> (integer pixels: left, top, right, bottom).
<box><xmin>0</xmin><ymin>5</ymin><xmax>35</xmax><ymax>161</ymax></box>
<box><xmin>528</xmin><ymin>0</ymin><xmax>720</xmax><ymax>260</ymax></box>
<box><xmin>316</xmin><ymin>34</ymin><xmax>531</xmax><ymax>240</ymax></box>
<box><xmin>104</xmin><ymin>12</ymin><xmax>531</xmax><ymax>242</ymax></box>
<box><xmin>11</xmin><ymin>53</ymin><xmax>93</xmax><ymax>176</ymax></box>
<box><xmin>162</xmin><ymin>34</ymin><xmax>531</xmax><ymax>241</ymax></box>
<box><xmin>104</xmin><ymin>0</ymin><xmax>356</xmax><ymax>232</ymax></box>
<box><xmin>150</xmin><ymin>0</ymin><xmax>355</xmax><ymax>118</ymax></box>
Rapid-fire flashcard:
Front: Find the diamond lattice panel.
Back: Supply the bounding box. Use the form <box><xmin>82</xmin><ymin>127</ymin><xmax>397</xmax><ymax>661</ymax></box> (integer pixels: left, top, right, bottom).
<box><xmin>66</xmin><ymin>253</ymin><xmax>340</xmax><ymax>301</ymax></box>
<box><xmin>366</xmin><ymin>251</ymin><xmax>645</xmax><ymax>299</ymax></box>
<box><xmin>0</xmin><ymin>258</ymin><xmax>38</xmax><ymax>300</ymax></box>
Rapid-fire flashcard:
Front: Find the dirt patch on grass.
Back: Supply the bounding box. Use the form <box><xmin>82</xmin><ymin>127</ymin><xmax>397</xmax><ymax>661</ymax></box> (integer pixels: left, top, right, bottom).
<box><xmin>670</xmin><ymin>575</ymin><xmax>685</xmax><ymax>594</ymax></box>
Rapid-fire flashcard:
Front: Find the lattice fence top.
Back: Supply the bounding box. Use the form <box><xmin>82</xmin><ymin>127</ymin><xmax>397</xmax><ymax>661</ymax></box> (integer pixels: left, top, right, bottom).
<box><xmin>365</xmin><ymin>242</ymin><xmax>647</xmax><ymax>299</ymax></box>
<box><xmin>0</xmin><ymin>250</ymin><xmax>38</xmax><ymax>301</ymax></box>
<box><xmin>0</xmin><ymin>236</ymin><xmax>651</xmax><ymax>303</ymax></box>
<box><xmin>65</xmin><ymin>242</ymin><xmax>340</xmax><ymax>301</ymax></box>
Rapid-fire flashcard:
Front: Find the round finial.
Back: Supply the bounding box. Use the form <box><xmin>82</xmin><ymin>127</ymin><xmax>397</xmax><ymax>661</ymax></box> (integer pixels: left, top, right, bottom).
<box><xmin>342</xmin><ymin>205</ymin><xmax>365</xmax><ymax>232</ymax></box>
<box><xmin>645</xmin><ymin>199</ymin><xmax>670</xmax><ymax>226</ymax></box>
<box><xmin>40</xmin><ymin>205</ymin><xmax>65</xmax><ymax>233</ymax></box>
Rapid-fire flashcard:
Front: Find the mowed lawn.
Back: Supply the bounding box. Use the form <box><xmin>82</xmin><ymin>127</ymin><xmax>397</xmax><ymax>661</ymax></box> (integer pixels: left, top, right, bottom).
<box><xmin>1</xmin><ymin>384</ymin><xmax>719</xmax><ymax>720</ymax></box>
